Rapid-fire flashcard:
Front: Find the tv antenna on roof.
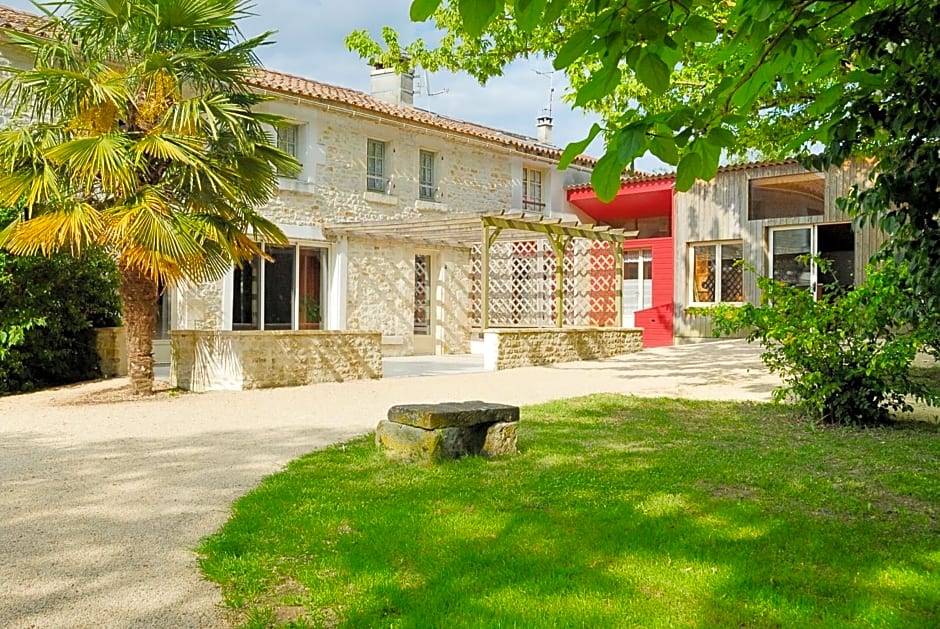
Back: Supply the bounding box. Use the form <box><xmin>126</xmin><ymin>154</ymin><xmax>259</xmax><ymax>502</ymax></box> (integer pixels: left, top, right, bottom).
<box><xmin>534</xmin><ymin>68</ymin><xmax>556</xmax><ymax>117</ymax></box>
<box><xmin>414</xmin><ymin>69</ymin><xmax>449</xmax><ymax>112</ymax></box>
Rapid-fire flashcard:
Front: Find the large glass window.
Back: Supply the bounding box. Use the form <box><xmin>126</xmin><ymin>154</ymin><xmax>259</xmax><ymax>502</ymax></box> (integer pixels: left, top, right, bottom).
<box><xmin>419</xmin><ymin>150</ymin><xmax>436</xmax><ymax>201</ymax></box>
<box><xmin>690</xmin><ymin>241</ymin><xmax>744</xmax><ymax>304</ymax></box>
<box><xmin>749</xmin><ymin>173</ymin><xmax>825</xmax><ymax>220</ymax></box>
<box><xmin>231</xmin><ymin>245</ymin><xmax>326</xmax><ymax>330</ymax></box>
<box><xmin>522</xmin><ymin>167</ymin><xmax>544</xmax><ymax>214</ymax></box>
<box><xmin>770</xmin><ymin>224</ymin><xmax>854</xmax><ymax>298</ymax></box>
<box><xmin>367</xmin><ymin>139</ymin><xmax>387</xmax><ymax>192</ymax></box>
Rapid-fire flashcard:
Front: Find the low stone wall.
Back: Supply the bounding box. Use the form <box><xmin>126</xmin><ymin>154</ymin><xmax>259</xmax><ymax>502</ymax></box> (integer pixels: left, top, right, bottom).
<box><xmin>170</xmin><ymin>330</ymin><xmax>382</xmax><ymax>392</ymax></box>
<box><xmin>94</xmin><ymin>327</ymin><xmax>127</xmax><ymax>377</ymax></box>
<box><xmin>483</xmin><ymin>327</ymin><xmax>644</xmax><ymax>370</ymax></box>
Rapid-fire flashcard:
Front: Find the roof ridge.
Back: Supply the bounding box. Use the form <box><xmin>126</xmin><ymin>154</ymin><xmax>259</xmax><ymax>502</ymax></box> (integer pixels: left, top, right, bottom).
<box><xmin>251</xmin><ymin>66</ymin><xmax>592</xmax><ymax>165</ymax></box>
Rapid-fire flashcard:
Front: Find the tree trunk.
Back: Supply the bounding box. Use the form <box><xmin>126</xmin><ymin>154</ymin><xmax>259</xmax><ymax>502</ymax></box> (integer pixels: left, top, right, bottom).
<box><xmin>119</xmin><ymin>264</ymin><xmax>158</xmax><ymax>395</ymax></box>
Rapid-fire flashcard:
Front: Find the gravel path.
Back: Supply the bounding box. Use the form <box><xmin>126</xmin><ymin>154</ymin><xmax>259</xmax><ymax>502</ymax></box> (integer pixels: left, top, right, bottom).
<box><xmin>0</xmin><ymin>339</ymin><xmax>776</xmax><ymax>628</ymax></box>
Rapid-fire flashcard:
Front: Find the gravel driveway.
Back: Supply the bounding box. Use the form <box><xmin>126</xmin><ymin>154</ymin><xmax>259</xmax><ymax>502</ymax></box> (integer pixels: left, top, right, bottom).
<box><xmin>0</xmin><ymin>340</ymin><xmax>776</xmax><ymax>628</ymax></box>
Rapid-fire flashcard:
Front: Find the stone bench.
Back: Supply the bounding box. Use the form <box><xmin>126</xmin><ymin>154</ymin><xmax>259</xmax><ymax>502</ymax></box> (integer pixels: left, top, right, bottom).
<box><xmin>376</xmin><ymin>401</ymin><xmax>520</xmax><ymax>463</ymax></box>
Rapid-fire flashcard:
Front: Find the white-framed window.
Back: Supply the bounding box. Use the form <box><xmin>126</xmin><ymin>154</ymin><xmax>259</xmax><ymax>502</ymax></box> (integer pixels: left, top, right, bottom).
<box><xmin>274</xmin><ymin>123</ymin><xmax>301</xmax><ymax>177</ymax></box>
<box><xmin>276</xmin><ymin>124</ymin><xmax>298</xmax><ymax>157</ymax></box>
<box><xmin>689</xmin><ymin>241</ymin><xmax>744</xmax><ymax>304</ymax></box>
<box><xmin>749</xmin><ymin>172</ymin><xmax>825</xmax><ymax>220</ymax></box>
<box><xmin>367</xmin><ymin>138</ymin><xmax>388</xmax><ymax>192</ymax></box>
<box><xmin>232</xmin><ymin>244</ymin><xmax>328</xmax><ymax>331</ymax></box>
<box><xmin>522</xmin><ymin>167</ymin><xmax>544</xmax><ymax>213</ymax></box>
<box><xmin>419</xmin><ymin>149</ymin><xmax>436</xmax><ymax>201</ymax></box>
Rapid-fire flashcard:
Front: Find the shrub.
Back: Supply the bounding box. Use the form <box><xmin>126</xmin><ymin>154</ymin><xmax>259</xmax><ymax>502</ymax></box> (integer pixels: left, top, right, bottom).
<box><xmin>699</xmin><ymin>258</ymin><xmax>938</xmax><ymax>425</ymax></box>
<box><xmin>0</xmin><ymin>208</ymin><xmax>121</xmax><ymax>394</ymax></box>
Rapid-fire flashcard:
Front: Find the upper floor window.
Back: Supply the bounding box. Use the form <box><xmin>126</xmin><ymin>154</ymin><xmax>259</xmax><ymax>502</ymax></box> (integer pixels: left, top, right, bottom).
<box><xmin>749</xmin><ymin>173</ymin><xmax>825</xmax><ymax>220</ymax></box>
<box><xmin>522</xmin><ymin>167</ymin><xmax>544</xmax><ymax>214</ymax></box>
<box><xmin>690</xmin><ymin>241</ymin><xmax>745</xmax><ymax>304</ymax></box>
<box><xmin>275</xmin><ymin>124</ymin><xmax>300</xmax><ymax>177</ymax></box>
<box><xmin>419</xmin><ymin>150</ymin><xmax>436</xmax><ymax>201</ymax></box>
<box><xmin>276</xmin><ymin>124</ymin><xmax>299</xmax><ymax>156</ymax></box>
<box><xmin>367</xmin><ymin>139</ymin><xmax>388</xmax><ymax>193</ymax></box>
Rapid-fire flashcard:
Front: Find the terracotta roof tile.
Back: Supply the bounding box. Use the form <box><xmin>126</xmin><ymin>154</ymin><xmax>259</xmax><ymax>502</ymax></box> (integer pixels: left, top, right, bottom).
<box><xmin>249</xmin><ymin>68</ymin><xmax>594</xmax><ymax>166</ymax></box>
<box><xmin>0</xmin><ymin>4</ymin><xmax>49</xmax><ymax>34</ymax></box>
<box><xmin>0</xmin><ymin>3</ymin><xmax>593</xmax><ymax>166</ymax></box>
<box><xmin>566</xmin><ymin>159</ymin><xmax>803</xmax><ymax>192</ymax></box>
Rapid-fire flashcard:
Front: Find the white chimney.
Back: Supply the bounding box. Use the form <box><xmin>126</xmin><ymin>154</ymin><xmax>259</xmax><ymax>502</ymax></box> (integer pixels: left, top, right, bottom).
<box><xmin>370</xmin><ymin>62</ymin><xmax>414</xmax><ymax>107</ymax></box>
<box><xmin>536</xmin><ymin>114</ymin><xmax>553</xmax><ymax>144</ymax></box>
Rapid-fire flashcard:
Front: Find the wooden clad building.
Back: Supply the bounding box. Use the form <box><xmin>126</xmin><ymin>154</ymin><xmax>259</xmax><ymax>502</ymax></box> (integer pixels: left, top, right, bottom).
<box><xmin>568</xmin><ymin>159</ymin><xmax>884</xmax><ymax>345</ymax></box>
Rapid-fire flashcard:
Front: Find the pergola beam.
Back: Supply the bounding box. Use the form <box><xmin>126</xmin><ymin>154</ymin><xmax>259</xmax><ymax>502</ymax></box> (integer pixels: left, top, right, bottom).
<box><xmin>325</xmin><ymin>209</ymin><xmax>639</xmax><ymax>332</ymax></box>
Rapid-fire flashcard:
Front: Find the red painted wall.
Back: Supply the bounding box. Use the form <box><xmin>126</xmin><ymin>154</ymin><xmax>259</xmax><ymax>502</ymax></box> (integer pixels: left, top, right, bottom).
<box><xmin>625</xmin><ymin>237</ymin><xmax>674</xmax><ymax>347</ymax></box>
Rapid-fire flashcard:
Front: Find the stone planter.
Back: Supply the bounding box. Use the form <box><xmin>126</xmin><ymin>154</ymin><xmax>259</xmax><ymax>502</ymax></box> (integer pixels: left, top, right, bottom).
<box><xmin>482</xmin><ymin>327</ymin><xmax>644</xmax><ymax>370</ymax></box>
<box><xmin>170</xmin><ymin>330</ymin><xmax>382</xmax><ymax>392</ymax></box>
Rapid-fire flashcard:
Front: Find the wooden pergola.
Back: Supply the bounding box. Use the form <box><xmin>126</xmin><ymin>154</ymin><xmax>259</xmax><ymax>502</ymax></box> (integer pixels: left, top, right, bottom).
<box><xmin>323</xmin><ymin>210</ymin><xmax>637</xmax><ymax>329</ymax></box>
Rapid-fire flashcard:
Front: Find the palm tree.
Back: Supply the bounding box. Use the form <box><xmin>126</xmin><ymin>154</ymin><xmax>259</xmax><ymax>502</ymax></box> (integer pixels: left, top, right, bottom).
<box><xmin>0</xmin><ymin>0</ymin><xmax>298</xmax><ymax>394</ymax></box>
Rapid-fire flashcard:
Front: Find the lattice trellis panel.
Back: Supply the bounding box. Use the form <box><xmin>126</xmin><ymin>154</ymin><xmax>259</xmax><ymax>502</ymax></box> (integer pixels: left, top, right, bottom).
<box><xmin>470</xmin><ymin>240</ymin><xmax>620</xmax><ymax>328</ymax></box>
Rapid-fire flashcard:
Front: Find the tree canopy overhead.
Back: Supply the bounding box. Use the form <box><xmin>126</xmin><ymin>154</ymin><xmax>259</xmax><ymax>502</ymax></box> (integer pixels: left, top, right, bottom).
<box><xmin>0</xmin><ymin>0</ymin><xmax>298</xmax><ymax>393</ymax></box>
<box><xmin>348</xmin><ymin>1</ymin><xmax>931</xmax><ymax>191</ymax></box>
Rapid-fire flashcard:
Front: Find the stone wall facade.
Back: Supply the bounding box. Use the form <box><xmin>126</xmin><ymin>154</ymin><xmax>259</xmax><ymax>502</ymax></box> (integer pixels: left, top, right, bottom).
<box><xmin>94</xmin><ymin>327</ymin><xmax>128</xmax><ymax>377</ymax></box>
<box><xmin>258</xmin><ymin>99</ymin><xmax>540</xmax><ymax>226</ymax></box>
<box><xmin>142</xmin><ymin>78</ymin><xmax>591</xmax><ymax>356</ymax></box>
<box><xmin>170</xmin><ymin>330</ymin><xmax>382</xmax><ymax>392</ymax></box>
<box><xmin>483</xmin><ymin>327</ymin><xmax>644</xmax><ymax>370</ymax></box>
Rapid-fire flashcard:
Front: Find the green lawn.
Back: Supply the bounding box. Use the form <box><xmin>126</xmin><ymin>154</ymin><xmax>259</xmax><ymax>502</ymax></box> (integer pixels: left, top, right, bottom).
<box><xmin>198</xmin><ymin>395</ymin><xmax>940</xmax><ymax>628</ymax></box>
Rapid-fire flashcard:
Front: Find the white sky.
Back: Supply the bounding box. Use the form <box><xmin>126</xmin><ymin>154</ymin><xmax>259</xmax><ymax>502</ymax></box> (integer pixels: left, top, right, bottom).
<box><xmin>5</xmin><ymin>0</ymin><xmax>662</xmax><ymax>168</ymax></box>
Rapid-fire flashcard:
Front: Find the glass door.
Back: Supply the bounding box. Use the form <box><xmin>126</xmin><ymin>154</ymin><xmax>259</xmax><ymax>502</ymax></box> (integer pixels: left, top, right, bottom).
<box><xmin>298</xmin><ymin>248</ymin><xmax>323</xmax><ymax>329</ymax></box>
<box><xmin>263</xmin><ymin>246</ymin><xmax>295</xmax><ymax>330</ymax></box>
<box><xmin>413</xmin><ymin>253</ymin><xmax>435</xmax><ymax>354</ymax></box>
<box><xmin>152</xmin><ymin>285</ymin><xmax>172</xmax><ymax>365</ymax></box>
<box><xmin>623</xmin><ymin>249</ymin><xmax>653</xmax><ymax>327</ymax></box>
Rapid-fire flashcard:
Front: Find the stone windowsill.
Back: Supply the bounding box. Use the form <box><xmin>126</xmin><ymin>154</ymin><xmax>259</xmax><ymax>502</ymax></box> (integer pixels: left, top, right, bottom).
<box><xmin>364</xmin><ymin>191</ymin><xmax>399</xmax><ymax>206</ymax></box>
<box><xmin>277</xmin><ymin>175</ymin><xmax>316</xmax><ymax>193</ymax></box>
<box><xmin>415</xmin><ymin>199</ymin><xmax>448</xmax><ymax>213</ymax></box>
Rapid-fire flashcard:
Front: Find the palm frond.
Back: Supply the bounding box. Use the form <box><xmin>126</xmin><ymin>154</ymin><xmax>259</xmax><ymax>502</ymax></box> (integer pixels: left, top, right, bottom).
<box><xmin>45</xmin><ymin>134</ymin><xmax>136</xmax><ymax>195</ymax></box>
<box><xmin>0</xmin><ymin>0</ymin><xmax>286</xmax><ymax>287</ymax></box>
<box><xmin>0</xmin><ymin>200</ymin><xmax>103</xmax><ymax>256</ymax></box>
<box><xmin>132</xmin><ymin>132</ymin><xmax>201</xmax><ymax>166</ymax></box>
<box><xmin>101</xmin><ymin>187</ymin><xmax>206</xmax><ymax>264</ymax></box>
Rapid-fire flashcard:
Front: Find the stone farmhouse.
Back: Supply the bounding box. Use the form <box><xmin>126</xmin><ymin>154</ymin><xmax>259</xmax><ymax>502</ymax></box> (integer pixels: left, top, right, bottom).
<box><xmin>162</xmin><ymin>65</ymin><xmax>594</xmax><ymax>362</ymax></box>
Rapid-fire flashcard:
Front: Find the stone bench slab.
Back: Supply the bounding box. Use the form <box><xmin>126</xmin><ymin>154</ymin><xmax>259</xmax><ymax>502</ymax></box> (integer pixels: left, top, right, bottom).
<box><xmin>387</xmin><ymin>401</ymin><xmax>520</xmax><ymax>430</ymax></box>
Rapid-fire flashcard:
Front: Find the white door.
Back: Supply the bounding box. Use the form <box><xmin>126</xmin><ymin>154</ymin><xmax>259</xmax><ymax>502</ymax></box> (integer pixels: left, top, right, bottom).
<box><xmin>622</xmin><ymin>249</ymin><xmax>653</xmax><ymax>327</ymax></box>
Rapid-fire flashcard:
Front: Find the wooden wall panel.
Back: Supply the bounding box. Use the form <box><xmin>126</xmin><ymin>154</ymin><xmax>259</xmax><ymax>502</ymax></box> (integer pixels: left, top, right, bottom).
<box><xmin>673</xmin><ymin>160</ymin><xmax>882</xmax><ymax>340</ymax></box>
